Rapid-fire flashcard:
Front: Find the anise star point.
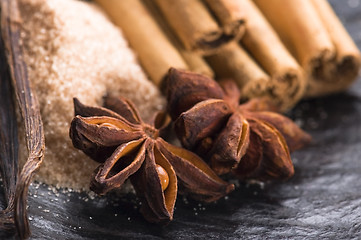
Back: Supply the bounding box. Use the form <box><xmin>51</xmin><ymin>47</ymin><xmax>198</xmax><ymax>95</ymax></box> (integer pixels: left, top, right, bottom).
<box><xmin>166</xmin><ymin>68</ymin><xmax>311</xmax><ymax>180</ymax></box>
<box><xmin>69</xmin><ymin>96</ymin><xmax>234</xmax><ymax>224</ymax></box>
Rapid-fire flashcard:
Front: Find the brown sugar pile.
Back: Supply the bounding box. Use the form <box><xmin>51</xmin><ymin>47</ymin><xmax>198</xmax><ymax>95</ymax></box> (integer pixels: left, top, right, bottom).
<box><xmin>18</xmin><ymin>0</ymin><xmax>166</xmax><ymax>190</ymax></box>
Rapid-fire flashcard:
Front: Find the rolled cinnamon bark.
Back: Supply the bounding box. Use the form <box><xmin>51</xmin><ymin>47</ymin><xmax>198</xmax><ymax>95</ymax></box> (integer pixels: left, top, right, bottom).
<box><xmin>153</xmin><ymin>0</ymin><xmax>243</xmax><ymax>54</ymax></box>
<box><xmin>308</xmin><ymin>0</ymin><xmax>361</xmax><ymax>97</ymax></box>
<box><xmin>203</xmin><ymin>0</ymin><xmax>246</xmax><ymax>38</ymax></box>
<box><xmin>180</xmin><ymin>51</ymin><xmax>214</xmax><ymax>78</ymax></box>
<box><xmin>94</xmin><ymin>0</ymin><xmax>188</xmax><ymax>86</ymax></box>
<box><xmin>235</xmin><ymin>0</ymin><xmax>306</xmax><ymax>111</ymax></box>
<box><xmin>254</xmin><ymin>0</ymin><xmax>336</xmax><ymax>92</ymax></box>
<box><xmin>205</xmin><ymin>42</ymin><xmax>271</xmax><ymax>101</ymax></box>
<box><xmin>144</xmin><ymin>0</ymin><xmax>214</xmax><ymax>78</ymax></box>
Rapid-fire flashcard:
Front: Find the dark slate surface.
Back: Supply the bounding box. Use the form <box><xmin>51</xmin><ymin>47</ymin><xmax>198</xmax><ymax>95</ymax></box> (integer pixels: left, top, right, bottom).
<box><xmin>2</xmin><ymin>0</ymin><xmax>361</xmax><ymax>239</ymax></box>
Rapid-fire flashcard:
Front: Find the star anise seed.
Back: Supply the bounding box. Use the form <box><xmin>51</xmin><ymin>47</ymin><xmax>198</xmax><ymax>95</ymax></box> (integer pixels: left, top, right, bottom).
<box><xmin>69</xmin><ymin>96</ymin><xmax>234</xmax><ymax>224</ymax></box>
<box><xmin>166</xmin><ymin>68</ymin><xmax>311</xmax><ymax>179</ymax></box>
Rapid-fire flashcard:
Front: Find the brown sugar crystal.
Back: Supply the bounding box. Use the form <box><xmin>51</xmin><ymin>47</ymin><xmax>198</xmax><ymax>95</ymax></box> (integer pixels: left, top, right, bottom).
<box><xmin>18</xmin><ymin>0</ymin><xmax>165</xmax><ymax>190</ymax></box>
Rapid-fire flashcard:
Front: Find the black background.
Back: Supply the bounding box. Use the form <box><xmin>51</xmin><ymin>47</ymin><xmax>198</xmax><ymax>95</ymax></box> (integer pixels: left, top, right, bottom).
<box><xmin>2</xmin><ymin>0</ymin><xmax>361</xmax><ymax>239</ymax></box>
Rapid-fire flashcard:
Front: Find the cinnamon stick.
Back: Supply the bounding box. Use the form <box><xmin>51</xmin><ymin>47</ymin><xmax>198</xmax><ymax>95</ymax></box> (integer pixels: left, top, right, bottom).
<box><xmin>144</xmin><ymin>0</ymin><xmax>214</xmax><ymax>78</ymax></box>
<box><xmin>205</xmin><ymin>42</ymin><xmax>271</xmax><ymax>101</ymax></box>
<box><xmin>153</xmin><ymin>0</ymin><xmax>243</xmax><ymax>54</ymax></box>
<box><xmin>203</xmin><ymin>0</ymin><xmax>246</xmax><ymax>38</ymax></box>
<box><xmin>94</xmin><ymin>0</ymin><xmax>188</xmax><ymax>86</ymax></box>
<box><xmin>180</xmin><ymin>51</ymin><xmax>214</xmax><ymax>78</ymax></box>
<box><xmin>209</xmin><ymin>0</ymin><xmax>306</xmax><ymax>110</ymax></box>
<box><xmin>253</xmin><ymin>0</ymin><xmax>361</xmax><ymax>97</ymax></box>
<box><xmin>308</xmin><ymin>0</ymin><xmax>361</xmax><ymax>97</ymax></box>
<box><xmin>254</xmin><ymin>0</ymin><xmax>336</xmax><ymax>84</ymax></box>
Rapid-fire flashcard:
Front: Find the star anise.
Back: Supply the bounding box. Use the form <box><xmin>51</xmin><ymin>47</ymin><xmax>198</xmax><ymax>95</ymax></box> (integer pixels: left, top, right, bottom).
<box><xmin>69</xmin><ymin>96</ymin><xmax>234</xmax><ymax>224</ymax></box>
<box><xmin>166</xmin><ymin>68</ymin><xmax>311</xmax><ymax>180</ymax></box>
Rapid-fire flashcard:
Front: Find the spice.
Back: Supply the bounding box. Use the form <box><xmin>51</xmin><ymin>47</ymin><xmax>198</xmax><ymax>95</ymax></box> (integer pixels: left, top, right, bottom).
<box><xmin>144</xmin><ymin>0</ymin><xmax>215</xmax><ymax>78</ymax></box>
<box><xmin>94</xmin><ymin>0</ymin><xmax>188</xmax><ymax>86</ymax></box>
<box><xmin>1</xmin><ymin>0</ymin><xmax>45</xmax><ymax>238</ymax></box>
<box><xmin>69</xmin><ymin>97</ymin><xmax>234</xmax><ymax>223</ymax></box>
<box><xmin>0</xmin><ymin>30</ymin><xmax>18</xmax><ymax>231</ymax></box>
<box><xmin>254</xmin><ymin>0</ymin><xmax>361</xmax><ymax>97</ymax></box>
<box><xmin>205</xmin><ymin>0</ymin><xmax>305</xmax><ymax>112</ymax></box>
<box><xmin>166</xmin><ymin>68</ymin><xmax>311</xmax><ymax>179</ymax></box>
<box><xmin>205</xmin><ymin>42</ymin><xmax>270</xmax><ymax>105</ymax></box>
<box><xmin>18</xmin><ymin>0</ymin><xmax>165</xmax><ymax>190</ymax></box>
<box><xmin>204</xmin><ymin>0</ymin><xmax>246</xmax><ymax>34</ymax></box>
<box><xmin>238</xmin><ymin>0</ymin><xmax>305</xmax><ymax>111</ymax></box>
<box><xmin>152</xmin><ymin>0</ymin><xmax>244</xmax><ymax>54</ymax></box>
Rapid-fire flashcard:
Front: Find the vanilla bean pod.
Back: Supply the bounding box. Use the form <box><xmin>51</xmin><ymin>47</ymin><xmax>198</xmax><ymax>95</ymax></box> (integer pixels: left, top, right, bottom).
<box><xmin>0</xmin><ymin>26</ymin><xmax>18</xmax><ymax>233</ymax></box>
<box><xmin>1</xmin><ymin>0</ymin><xmax>45</xmax><ymax>238</ymax></box>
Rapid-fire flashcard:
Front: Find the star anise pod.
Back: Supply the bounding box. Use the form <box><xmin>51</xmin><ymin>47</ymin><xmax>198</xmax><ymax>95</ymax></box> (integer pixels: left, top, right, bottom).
<box><xmin>166</xmin><ymin>68</ymin><xmax>311</xmax><ymax>180</ymax></box>
<box><xmin>69</xmin><ymin>96</ymin><xmax>234</xmax><ymax>224</ymax></box>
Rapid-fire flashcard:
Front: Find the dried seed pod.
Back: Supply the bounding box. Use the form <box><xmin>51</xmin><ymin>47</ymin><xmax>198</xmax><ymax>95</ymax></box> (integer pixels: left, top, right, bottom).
<box><xmin>166</xmin><ymin>69</ymin><xmax>311</xmax><ymax>178</ymax></box>
<box><xmin>166</xmin><ymin>68</ymin><xmax>225</xmax><ymax>120</ymax></box>
<box><xmin>70</xmin><ymin>97</ymin><xmax>234</xmax><ymax>223</ymax></box>
<box><xmin>208</xmin><ymin>112</ymin><xmax>250</xmax><ymax>175</ymax></box>
<box><xmin>1</xmin><ymin>1</ymin><xmax>45</xmax><ymax>238</ymax></box>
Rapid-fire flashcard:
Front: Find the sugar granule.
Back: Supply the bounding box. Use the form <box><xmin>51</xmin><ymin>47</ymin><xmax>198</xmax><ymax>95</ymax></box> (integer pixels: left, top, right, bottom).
<box><xmin>18</xmin><ymin>0</ymin><xmax>166</xmax><ymax>190</ymax></box>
